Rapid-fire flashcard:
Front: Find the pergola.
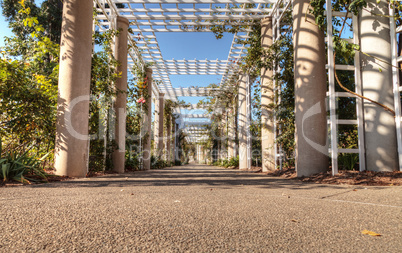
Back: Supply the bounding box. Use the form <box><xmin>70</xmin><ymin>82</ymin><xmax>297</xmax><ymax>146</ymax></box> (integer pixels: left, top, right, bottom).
<box><xmin>54</xmin><ymin>0</ymin><xmax>401</xmax><ymax>178</ymax></box>
<box><xmin>92</xmin><ymin>0</ymin><xmax>289</xmax><ymax>169</ymax></box>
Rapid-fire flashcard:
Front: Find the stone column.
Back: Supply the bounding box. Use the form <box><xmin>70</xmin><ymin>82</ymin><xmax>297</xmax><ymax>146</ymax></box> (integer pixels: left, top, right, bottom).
<box><xmin>197</xmin><ymin>144</ymin><xmax>200</xmax><ymax>162</ymax></box>
<box><xmin>54</xmin><ymin>0</ymin><xmax>93</xmax><ymax>177</ymax></box>
<box><xmin>143</xmin><ymin>68</ymin><xmax>153</xmax><ymax>170</ymax></box>
<box><xmin>175</xmin><ymin>123</ymin><xmax>179</xmax><ymax>161</ymax></box>
<box><xmin>200</xmin><ymin>146</ymin><xmax>205</xmax><ymax>163</ymax></box>
<box><xmin>166</xmin><ymin>115</ymin><xmax>171</xmax><ymax>162</ymax></box>
<box><xmin>261</xmin><ymin>17</ymin><xmax>275</xmax><ymax>172</ymax></box>
<box><xmin>171</xmin><ymin>117</ymin><xmax>176</xmax><ymax>163</ymax></box>
<box><xmin>238</xmin><ymin>73</ymin><xmax>248</xmax><ymax>169</ymax></box>
<box><xmin>220</xmin><ymin>112</ymin><xmax>227</xmax><ymax>159</ymax></box>
<box><xmin>112</xmin><ymin>16</ymin><xmax>129</xmax><ymax>174</ymax></box>
<box><xmin>293</xmin><ymin>0</ymin><xmax>328</xmax><ymax>177</ymax></box>
<box><xmin>227</xmin><ymin>105</ymin><xmax>236</xmax><ymax>158</ymax></box>
<box><xmin>153</xmin><ymin>93</ymin><xmax>165</xmax><ymax>157</ymax></box>
<box><xmin>359</xmin><ymin>0</ymin><xmax>398</xmax><ymax>171</ymax></box>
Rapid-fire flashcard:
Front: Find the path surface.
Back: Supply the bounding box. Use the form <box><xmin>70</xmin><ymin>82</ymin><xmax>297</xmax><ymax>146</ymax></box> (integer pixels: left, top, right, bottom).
<box><xmin>1</xmin><ymin>164</ymin><xmax>401</xmax><ymax>252</ymax></box>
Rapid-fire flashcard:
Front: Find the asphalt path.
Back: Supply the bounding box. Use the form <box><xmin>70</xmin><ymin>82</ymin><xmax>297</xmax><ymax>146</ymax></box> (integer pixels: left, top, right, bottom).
<box><xmin>1</xmin><ymin>164</ymin><xmax>401</xmax><ymax>252</ymax></box>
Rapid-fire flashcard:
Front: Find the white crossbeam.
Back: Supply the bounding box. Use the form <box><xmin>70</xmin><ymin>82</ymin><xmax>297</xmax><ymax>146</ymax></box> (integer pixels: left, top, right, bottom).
<box><xmin>183</xmin><ymin>121</ymin><xmax>212</xmax><ymax>126</ymax></box>
<box><xmin>159</xmin><ymin>88</ymin><xmax>219</xmax><ymax>97</ymax></box>
<box><xmin>180</xmin><ymin>114</ymin><xmax>211</xmax><ymax>118</ymax></box>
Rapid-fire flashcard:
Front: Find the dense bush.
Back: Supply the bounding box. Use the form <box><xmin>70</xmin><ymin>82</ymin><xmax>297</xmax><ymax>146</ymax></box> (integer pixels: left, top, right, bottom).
<box><xmin>0</xmin><ymin>141</ymin><xmax>50</xmax><ymax>184</ymax></box>
<box><xmin>151</xmin><ymin>155</ymin><xmax>169</xmax><ymax>170</ymax></box>
<box><xmin>213</xmin><ymin>156</ymin><xmax>239</xmax><ymax>168</ymax></box>
<box><xmin>125</xmin><ymin>152</ymin><xmax>142</xmax><ymax>171</ymax></box>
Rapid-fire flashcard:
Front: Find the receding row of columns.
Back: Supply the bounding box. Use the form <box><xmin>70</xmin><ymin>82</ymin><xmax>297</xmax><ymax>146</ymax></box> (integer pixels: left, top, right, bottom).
<box><xmin>54</xmin><ymin>0</ymin><xmax>177</xmax><ymax>177</ymax></box>
<box><xmin>55</xmin><ymin>0</ymin><xmax>399</xmax><ymax>177</ymax></box>
<box><xmin>236</xmin><ymin>0</ymin><xmax>399</xmax><ymax>175</ymax></box>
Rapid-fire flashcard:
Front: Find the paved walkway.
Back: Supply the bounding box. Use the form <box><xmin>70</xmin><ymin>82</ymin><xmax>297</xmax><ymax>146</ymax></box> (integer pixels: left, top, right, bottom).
<box><xmin>1</xmin><ymin>164</ymin><xmax>401</xmax><ymax>252</ymax></box>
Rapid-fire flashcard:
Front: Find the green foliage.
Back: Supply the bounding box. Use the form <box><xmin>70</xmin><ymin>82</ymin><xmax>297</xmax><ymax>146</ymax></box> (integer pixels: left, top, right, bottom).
<box><xmin>338</xmin><ymin>128</ymin><xmax>359</xmax><ymax>170</ymax></box>
<box><xmin>348</xmin><ymin>0</ymin><xmax>368</xmax><ymax>15</ymax></box>
<box><xmin>0</xmin><ymin>141</ymin><xmax>50</xmax><ymax>184</ymax></box>
<box><xmin>88</xmin><ymin>29</ymin><xmax>121</xmax><ymax>173</ymax></box>
<box><xmin>214</xmin><ymin>156</ymin><xmax>239</xmax><ymax>168</ymax></box>
<box><xmin>270</xmin><ymin>34</ymin><xmax>295</xmax><ymax>166</ymax></box>
<box><xmin>129</xmin><ymin>62</ymin><xmax>154</xmax><ymax>113</ymax></box>
<box><xmin>309</xmin><ymin>0</ymin><xmax>326</xmax><ymax>30</ymax></box>
<box><xmin>177</xmin><ymin>129</ymin><xmax>193</xmax><ymax>164</ymax></box>
<box><xmin>338</xmin><ymin>153</ymin><xmax>359</xmax><ymax>170</ymax></box>
<box><xmin>206</xmin><ymin>3</ymin><xmax>269</xmax><ymax>40</ymax></box>
<box><xmin>0</xmin><ymin>1</ymin><xmax>59</xmax><ymax>168</ymax></box>
<box><xmin>1</xmin><ymin>0</ymin><xmax>62</xmax><ymax>55</ymax></box>
<box><xmin>151</xmin><ymin>155</ymin><xmax>169</xmax><ymax>170</ymax></box>
<box><xmin>125</xmin><ymin>152</ymin><xmax>143</xmax><ymax>171</ymax></box>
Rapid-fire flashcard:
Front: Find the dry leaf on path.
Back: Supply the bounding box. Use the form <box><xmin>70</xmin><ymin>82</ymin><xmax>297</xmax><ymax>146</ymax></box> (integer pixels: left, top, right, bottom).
<box><xmin>362</xmin><ymin>230</ymin><xmax>381</xmax><ymax>237</ymax></box>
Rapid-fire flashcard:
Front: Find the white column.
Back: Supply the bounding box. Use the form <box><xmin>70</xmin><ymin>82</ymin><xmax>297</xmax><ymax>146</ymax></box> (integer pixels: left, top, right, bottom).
<box><xmin>166</xmin><ymin>115</ymin><xmax>171</xmax><ymax>162</ymax></box>
<box><xmin>112</xmin><ymin>16</ymin><xmax>129</xmax><ymax>173</ymax></box>
<box><xmin>154</xmin><ymin>93</ymin><xmax>164</xmax><ymax>157</ymax></box>
<box><xmin>238</xmin><ymin>73</ymin><xmax>248</xmax><ymax>169</ymax></box>
<box><xmin>54</xmin><ymin>0</ymin><xmax>93</xmax><ymax>177</ymax></box>
<box><xmin>261</xmin><ymin>17</ymin><xmax>275</xmax><ymax>172</ymax></box>
<box><xmin>143</xmin><ymin>68</ymin><xmax>153</xmax><ymax>170</ymax></box>
<box><xmin>359</xmin><ymin>0</ymin><xmax>398</xmax><ymax>171</ymax></box>
<box><xmin>293</xmin><ymin>0</ymin><xmax>329</xmax><ymax>177</ymax></box>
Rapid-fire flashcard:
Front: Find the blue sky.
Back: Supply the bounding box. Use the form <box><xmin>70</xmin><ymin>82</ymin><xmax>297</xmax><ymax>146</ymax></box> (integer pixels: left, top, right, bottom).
<box><xmin>0</xmin><ymin>11</ymin><xmax>12</xmax><ymax>47</ymax></box>
<box><xmin>0</xmin><ymin>2</ymin><xmax>234</xmax><ymax>107</ymax></box>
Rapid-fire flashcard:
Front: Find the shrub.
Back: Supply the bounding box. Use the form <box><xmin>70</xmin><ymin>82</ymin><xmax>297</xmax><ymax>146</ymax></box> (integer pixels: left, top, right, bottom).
<box><xmin>226</xmin><ymin>156</ymin><xmax>239</xmax><ymax>168</ymax></box>
<box><xmin>213</xmin><ymin>156</ymin><xmax>239</xmax><ymax>168</ymax></box>
<box><xmin>1</xmin><ymin>141</ymin><xmax>50</xmax><ymax>184</ymax></box>
<box><xmin>151</xmin><ymin>155</ymin><xmax>168</xmax><ymax>170</ymax></box>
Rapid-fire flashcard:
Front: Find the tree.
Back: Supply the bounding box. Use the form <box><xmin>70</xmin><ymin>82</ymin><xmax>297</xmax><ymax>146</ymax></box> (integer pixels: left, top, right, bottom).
<box><xmin>1</xmin><ymin>0</ymin><xmax>63</xmax><ymax>44</ymax></box>
<box><xmin>0</xmin><ymin>0</ymin><xmax>59</xmax><ymax>163</ymax></box>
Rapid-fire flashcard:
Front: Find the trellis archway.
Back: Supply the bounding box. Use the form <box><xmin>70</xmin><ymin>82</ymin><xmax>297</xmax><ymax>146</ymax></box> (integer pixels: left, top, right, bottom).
<box><xmin>54</xmin><ymin>0</ymin><xmax>401</xmax><ymax>177</ymax></box>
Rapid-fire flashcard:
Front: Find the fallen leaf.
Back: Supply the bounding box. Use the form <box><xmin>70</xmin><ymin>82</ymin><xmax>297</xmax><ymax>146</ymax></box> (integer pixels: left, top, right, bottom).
<box><xmin>362</xmin><ymin>230</ymin><xmax>381</xmax><ymax>237</ymax></box>
<box><xmin>291</xmin><ymin>219</ymin><xmax>299</xmax><ymax>223</ymax></box>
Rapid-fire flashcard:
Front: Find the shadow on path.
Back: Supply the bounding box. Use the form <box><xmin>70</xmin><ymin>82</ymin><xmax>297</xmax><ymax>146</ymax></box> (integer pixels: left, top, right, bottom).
<box><xmin>30</xmin><ymin>164</ymin><xmax>350</xmax><ymax>191</ymax></box>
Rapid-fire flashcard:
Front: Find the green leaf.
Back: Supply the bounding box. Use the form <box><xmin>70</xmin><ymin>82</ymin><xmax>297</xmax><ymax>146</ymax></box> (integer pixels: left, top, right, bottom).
<box><xmin>2</xmin><ymin>163</ymin><xmax>10</xmax><ymax>181</ymax></box>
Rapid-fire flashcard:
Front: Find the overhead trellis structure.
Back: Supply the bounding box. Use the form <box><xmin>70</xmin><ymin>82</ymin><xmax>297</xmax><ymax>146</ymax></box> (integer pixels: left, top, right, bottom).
<box><xmin>94</xmin><ymin>0</ymin><xmax>285</xmax><ymax>100</ymax></box>
<box><xmin>93</xmin><ymin>0</ymin><xmax>288</xmax><ymax>148</ymax></box>
<box><xmin>54</xmin><ymin>0</ymin><xmax>401</xmax><ymax>178</ymax></box>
